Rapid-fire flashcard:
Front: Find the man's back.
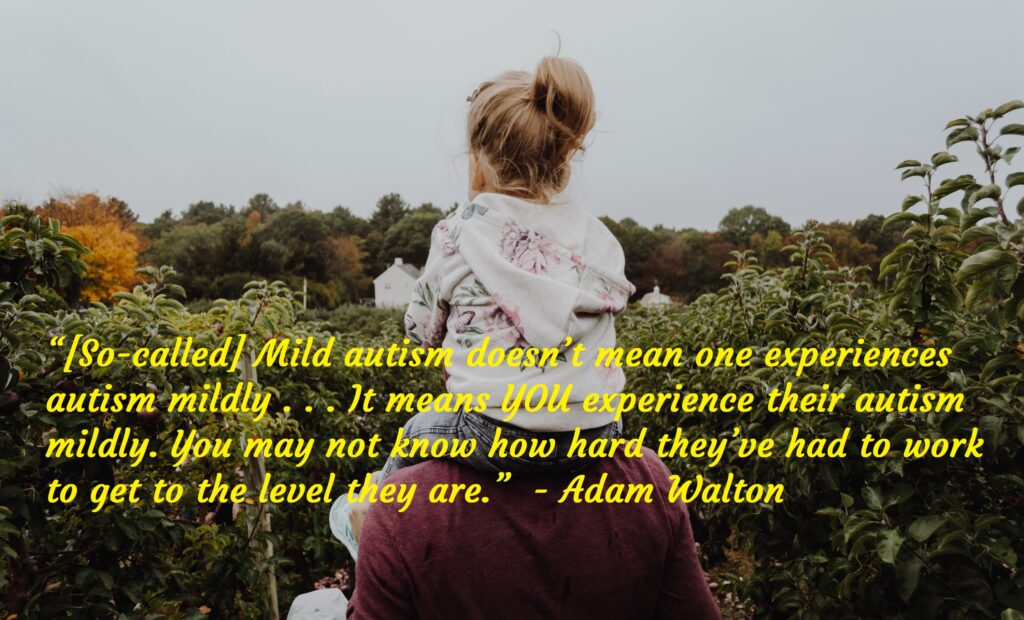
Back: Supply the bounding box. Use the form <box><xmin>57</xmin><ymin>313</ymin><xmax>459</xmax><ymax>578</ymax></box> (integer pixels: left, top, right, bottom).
<box><xmin>347</xmin><ymin>448</ymin><xmax>720</xmax><ymax>619</ymax></box>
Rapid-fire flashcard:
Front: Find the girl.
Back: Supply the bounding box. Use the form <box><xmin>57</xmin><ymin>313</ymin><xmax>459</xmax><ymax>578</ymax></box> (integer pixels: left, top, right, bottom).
<box><xmin>331</xmin><ymin>56</ymin><xmax>635</xmax><ymax>554</ymax></box>
<box><xmin>382</xmin><ymin>55</ymin><xmax>634</xmax><ymax>477</ymax></box>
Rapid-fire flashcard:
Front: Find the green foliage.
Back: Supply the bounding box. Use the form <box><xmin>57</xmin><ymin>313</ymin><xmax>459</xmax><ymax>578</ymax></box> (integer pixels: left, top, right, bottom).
<box><xmin>601</xmin><ymin>209</ymin><xmax>887</xmax><ymax>301</ymax></box>
<box><xmin>0</xmin><ymin>212</ymin><xmax>87</xmax><ymax>304</ymax></box>
<box><xmin>141</xmin><ymin>199</ymin><xmax>370</xmax><ymax>307</ymax></box>
<box><xmin>299</xmin><ymin>304</ymin><xmax>404</xmax><ymax>338</ymax></box>
<box><xmin>616</xmin><ymin>101</ymin><xmax>1024</xmax><ymax>618</ymax></box>
<box><xmin>76</xmin><ymin>187</ymin><xmax>901</xmax><ymax>307</ymax></box>
<box><xmin>2</xmin><ymin>101</ymin><xmax>1022</xmax><ymax>618</ymax></box>
<box><xmin>378</xmin><ymin>209</ymin><xmax>442</xmax><ymax>270</ymax></box>
<box><xmin>719</xmin><ymin>205</ymin><xmax>793</xmax><ymax>245</ymax></box>
<box><xmin>0</xmin><ymin>257</ymin><xmax>436</xmax><ymax>615</ymax></box>
<box><xmin>137</xmin><ymin>193</ymin><xmax>448</xmax><ymax>306</ymax></box>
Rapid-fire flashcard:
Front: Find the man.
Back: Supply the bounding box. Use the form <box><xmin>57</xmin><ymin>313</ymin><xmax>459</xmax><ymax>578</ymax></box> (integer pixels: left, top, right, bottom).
<box><xmin>346</xmin><ymin>448</ymin><xmax>721</xmax><ymax>619</ymax></box>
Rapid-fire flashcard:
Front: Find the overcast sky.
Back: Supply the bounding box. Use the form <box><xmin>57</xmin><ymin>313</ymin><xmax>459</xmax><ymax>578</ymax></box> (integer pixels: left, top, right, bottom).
<box><xmin>2</xmin><ymin>1</ymin><xmax>1022</xmax><ymax>230</ymax></box>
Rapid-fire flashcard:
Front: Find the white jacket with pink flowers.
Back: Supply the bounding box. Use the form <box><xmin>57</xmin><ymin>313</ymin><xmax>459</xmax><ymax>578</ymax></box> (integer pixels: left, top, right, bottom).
<box><xmin>404</xmin><ymin>192</ymin><xmax>635</xmax><ymax>431</ymax></box>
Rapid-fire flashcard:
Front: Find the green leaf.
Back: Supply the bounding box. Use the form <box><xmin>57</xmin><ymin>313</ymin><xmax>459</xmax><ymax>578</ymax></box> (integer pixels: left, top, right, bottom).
<box><xmin>974</xmin><ymin>513</ymin><xmax>1003</xmax><ymax>532</ymax></box>
<box><xmin>883</xmin><ymin>211</ymin><xmax>920</xmax><ymax>230</ymax></box>
<box><xmin>896</xmin><ymin>557</ymin><xmax>923</xmax><ymax>602</ymax></box>
<box><xmin>1007</xmin><ymin>172</ymin><xmax>1024</xmax><ymax>188</ymax></box>
<box><xmin>944</xmin><ymin>118</ymin><xmax>969</xmax><ymax>129</ymax></box>
<box><xmin>933</xmin><ymin>175</ymin><xmax>978</xmax><ymax>200</ymax></box>
<box><xmin>863</xmin><ymin>486</ymin><xmax>883</xmax><ymax>510</ymax></box>
<box><xmin>960</xmin><ymin>225</ymin><xmax>998</xmax><ymax>245</ymax></box>
<box><xmin>982</xmin><ymin>354</ymin><xmax>1021</xmax><ymax>381</ymax></box>
<box><xmin>901</xmin><ymin>166</ymin><xmax>929</xmax><ymax>180</ymax></box>
<box><xmin>1001</xmin><ymin>124</ymin><xmax>1024</xmax><ymax>136</ymax></box>
<box><xmin>902</xmin><ymin>195</ymin><xmax>923</xmax><ymax>211</ymax></box>
<box><xmin>967</xmin><ymin>184</ymin><xmax>1001</xmax><ymax>208</ymax></box>
<box><xmin>956</xmin><ymin>249</ymin><xmax>1019</xmax><ymax>283</ymax></box>
<box><xmin>993</xmin><ymin>100</ymin><xmax>1024</xmax><ymax>118</ymax></box>
<box><xmin>908</xmin><ymin>515</ymin><xmax>945</xmax><ymax>542</ymax></box>
<box><xmin>961</xmin><ymin>205</ymin><xmax>1000</xmax><ymax>229</ymax></box>
<box><xmin>931</xmin><ymin>151</ymin><xmax>958</xmax><ymax>167</ymax></box>
<box><xmin>877</xmin><ymin>528</ymin><xmax>905</xmax><ymax>565</ymax></box>
<box><xmin>947</xmin><ymin>126</ymin><xmax>980</xmax><ymax>147</ymax></box>
<box><xmin>895</xmin><ymin>159</ymin><xmax>922</xmax><ymax>169</ymax></box>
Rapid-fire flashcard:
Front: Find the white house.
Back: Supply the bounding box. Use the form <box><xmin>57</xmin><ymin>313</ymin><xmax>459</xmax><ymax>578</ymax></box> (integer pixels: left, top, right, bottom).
<box><xmin>374</xmin><ymin>257</ymin><xmax>421</xmax><ymax>308</ymax></box>
<box><xmin>638</xmin><ymin>285</ymin><xmax>672</xmax><ymax>307</ymax></box>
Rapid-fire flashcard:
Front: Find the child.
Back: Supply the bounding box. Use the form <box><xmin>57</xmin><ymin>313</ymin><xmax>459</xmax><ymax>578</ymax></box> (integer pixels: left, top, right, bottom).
<box><xmin>380</xmin><ymin>55</ymin><xmax>635</xmax><ymax>478</ymax></box>
<box><xmin>331</xmin><ymin>54</ymin><xmax>634</xmax><ymax>558</ymax></box>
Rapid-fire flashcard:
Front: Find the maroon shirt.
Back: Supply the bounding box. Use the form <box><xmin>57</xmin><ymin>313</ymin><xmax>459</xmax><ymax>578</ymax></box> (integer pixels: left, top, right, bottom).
<box><xmin>347</xmin><ymin>449</ymin><xmax>721</xmax><ymax>619</ymax></box>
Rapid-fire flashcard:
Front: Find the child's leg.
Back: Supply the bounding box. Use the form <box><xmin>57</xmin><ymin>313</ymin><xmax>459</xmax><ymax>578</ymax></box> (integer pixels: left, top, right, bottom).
<box><xmin>379</xmin><ymin>409</ymin><xmax>464</xmax><ymax>479</ymax></box>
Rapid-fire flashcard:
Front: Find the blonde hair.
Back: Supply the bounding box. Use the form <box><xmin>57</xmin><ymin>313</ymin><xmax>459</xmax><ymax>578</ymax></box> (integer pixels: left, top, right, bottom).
<box><xmin>467</xmin><ymin>56</ymin><xmax>596</xmax><ymax>203</ymax></box>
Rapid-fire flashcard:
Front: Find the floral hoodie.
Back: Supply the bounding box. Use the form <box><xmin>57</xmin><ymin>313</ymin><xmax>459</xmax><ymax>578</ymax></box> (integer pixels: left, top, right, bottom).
<box><xmin>405</xmin><ymin>192</ymin><xmax>635</xmax><ymax>431</ymax></box>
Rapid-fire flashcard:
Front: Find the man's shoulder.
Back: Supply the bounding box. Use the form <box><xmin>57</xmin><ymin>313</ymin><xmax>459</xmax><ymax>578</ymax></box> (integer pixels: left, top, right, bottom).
<box><xmin>633</xmin><ymin>446</ymin><xmax>674</xmax><ymax>483</ymax></box>
<box><xmin>594</xmin><ymin>447</ymin><xmax>678</xmax><ymax>498</ymax></box>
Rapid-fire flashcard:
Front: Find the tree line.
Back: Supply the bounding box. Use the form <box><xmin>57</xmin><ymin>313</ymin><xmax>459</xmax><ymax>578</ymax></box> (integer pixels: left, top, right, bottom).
<box><xmin>1</xmin><ymin>193</ymin><xmax>905</xmax><ymax>306</ymax></box>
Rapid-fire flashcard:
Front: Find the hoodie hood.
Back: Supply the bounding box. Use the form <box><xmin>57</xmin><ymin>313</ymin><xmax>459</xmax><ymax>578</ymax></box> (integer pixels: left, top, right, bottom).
<box><xmin>454</xmin><ymin>192</ymin><xmax>635</xmax><ymax>349</ymax></box>
<box><xmin>403</xmin><ymin>191</ymin><xmax>635</xmax><ymax>431</ymax></box>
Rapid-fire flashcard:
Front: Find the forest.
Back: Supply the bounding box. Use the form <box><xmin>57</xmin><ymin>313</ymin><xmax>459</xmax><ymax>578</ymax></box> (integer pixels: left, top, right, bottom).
<box><xmin>1</xmin><ymin>190</ymin><xmax>904</xmax><ymax>308</ymax></box>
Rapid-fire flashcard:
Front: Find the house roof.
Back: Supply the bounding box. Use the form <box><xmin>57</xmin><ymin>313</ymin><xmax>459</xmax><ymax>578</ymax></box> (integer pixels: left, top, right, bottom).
<box><xmin>373</xmin><ymin>258</ymin><xmax>420</xmax><ymax>282</ymax></box>
<box><xmin>639</xmin><ymin>285</ymin><xmax>672</xmax><ymax>306</ymax></box>
<box><xmin>398</xmin><ymin>263</ymin><xmax>421</xmax><ymax>278</ymax></box>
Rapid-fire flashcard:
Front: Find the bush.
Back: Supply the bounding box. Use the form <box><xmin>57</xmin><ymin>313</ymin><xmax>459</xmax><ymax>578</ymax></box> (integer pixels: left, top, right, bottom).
<box><xmin>0</xmin><ymin>257</ymin><xmax>434</xmax><ymax>615</ymax></box>
<box><xmin>618</xmin><ymin>101</ymin><xmax>1024</xmax><ymax>618</ymax></box>
<box><xmin>299</xmin><ymin>304</ymin><xmax>404</xmax><ymax>338</ymax></box>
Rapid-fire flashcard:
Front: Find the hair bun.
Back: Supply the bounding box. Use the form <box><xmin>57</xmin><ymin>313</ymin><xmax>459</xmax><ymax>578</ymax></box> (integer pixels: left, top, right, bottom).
<box><xmin>531</xmin><ymin>56</ymin><xmax>596</xmax><ymax>146</ymax></box>
<box><xmin>465</xmin><ymin>56</ymin><xmax>596</xmax><ymax>201</ymax></box>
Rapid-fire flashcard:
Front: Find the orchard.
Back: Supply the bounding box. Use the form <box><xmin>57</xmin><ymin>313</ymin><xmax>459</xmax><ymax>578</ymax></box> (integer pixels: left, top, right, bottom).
<box><xmin>1</xmin><ymin>102</ymin><xmax>1023</xmax><ymax>618</ymax></box>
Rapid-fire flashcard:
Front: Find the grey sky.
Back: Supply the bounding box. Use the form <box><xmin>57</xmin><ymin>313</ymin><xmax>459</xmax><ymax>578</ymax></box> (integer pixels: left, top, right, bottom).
<box><xmin>2</xmin><ymin>1</ymin><xmax>1022</xmax><ymax>230</ymax></box>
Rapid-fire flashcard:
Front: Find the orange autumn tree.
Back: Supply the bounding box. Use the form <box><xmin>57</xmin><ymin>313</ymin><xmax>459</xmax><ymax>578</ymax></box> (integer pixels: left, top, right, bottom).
<box><xmin>35</xmin><ymin>193</ymin><xmax>142</xmax><ymax>301</ymax></box>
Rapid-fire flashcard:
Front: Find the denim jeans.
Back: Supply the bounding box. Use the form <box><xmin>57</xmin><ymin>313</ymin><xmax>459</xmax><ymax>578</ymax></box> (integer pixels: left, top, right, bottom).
<box><xmin>380</xmin><ymin>410</ymin><xmax>623</xmax><ymax>479</ymax></box>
